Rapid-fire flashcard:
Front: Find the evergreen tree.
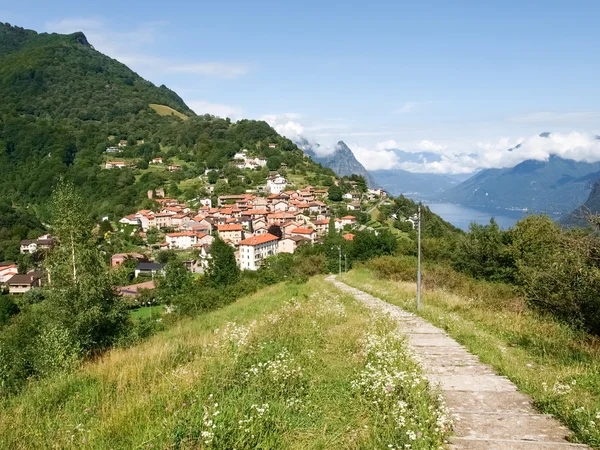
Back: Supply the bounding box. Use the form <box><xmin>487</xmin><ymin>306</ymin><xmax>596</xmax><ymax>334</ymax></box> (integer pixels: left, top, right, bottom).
<box><xmin>207</xmin><ymin>238</ymin><xmax>240</xmax><ymax>287</ymax></box>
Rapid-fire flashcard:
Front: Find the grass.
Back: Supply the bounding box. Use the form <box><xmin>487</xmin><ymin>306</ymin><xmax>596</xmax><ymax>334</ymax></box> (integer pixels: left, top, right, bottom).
<box><xmin>0</xmin><ymin>277</ymin><xmax>450</xmax><ymax>449</ymax></box>
<box><xmin>130</xmin><ymin>304</ymin><xmax>165</xmax><ymax>320</ymax></box>
<box><xmin>149</xmin><ymin>103</ymin><xmax>188</xmax><ymax>120</ymax></box>
<box><xmin>340</xmin><ymin>266</ymin><xmax>600</xmax><ymax>448</ymax></box>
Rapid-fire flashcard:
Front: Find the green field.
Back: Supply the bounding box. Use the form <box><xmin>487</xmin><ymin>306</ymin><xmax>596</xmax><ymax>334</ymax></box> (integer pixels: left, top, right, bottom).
<box><xmin>0</xmin><ymin>278</ymin><xmax>450</xmax><ymax>449</ymax></box>
<box><xmin>149</xmin><ymin>103</ymin><xmax>188</xmax><ymax>120</ymax></box>
<box><xmin>130</xmin><ymin>304</ymin><xmax>165</xmax><ymax>320</ymax></box>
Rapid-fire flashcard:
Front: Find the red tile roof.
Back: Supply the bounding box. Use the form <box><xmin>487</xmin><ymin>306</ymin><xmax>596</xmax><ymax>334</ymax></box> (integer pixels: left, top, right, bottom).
<box><xmin>344</xmin><ymin>233</ymin><xmax>355</xmax><ymax>241</ymax></box>
<box><xmin>239</xmin><ymin>233</ymin><xmax>279</xmax><ymax>246</ymax></box>
<box><xmin>218</xmin><ymin>224</ymin><xmax>243</xmax><ymax>231</ymax></box>
<box><xmin>291</xmin><ymin>227</ymin><xmax>315</xmax><ymax>235</ymax></box>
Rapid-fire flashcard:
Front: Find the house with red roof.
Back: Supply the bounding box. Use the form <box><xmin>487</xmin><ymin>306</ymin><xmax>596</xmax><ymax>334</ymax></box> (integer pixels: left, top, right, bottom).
<box><xmin>238</xmin><ymin>233</ymin><xmax>279</xmax><ymax>270</ymax></box>
<box><xmin>217</xmin><ymin>224</ymin><xmax>244</xmax><ymax>245</ymax></box>
<box><xmin>290</xmin><ymin>227</ymin><xmax>317</xmax><ymax>243</ymax></box>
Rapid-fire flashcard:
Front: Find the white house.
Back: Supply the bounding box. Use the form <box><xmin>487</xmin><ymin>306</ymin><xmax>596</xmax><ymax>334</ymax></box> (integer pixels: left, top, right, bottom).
<box><xmin>105</xmin><ymin>161</ymin><xmax>126</xmax><ymax>169</ymax></box>
<box><xmin>151</xmin><ymin>157</ymin><xmax>163</xmax><ymax>164</ymax></box>
<box><xmin>267</xmin><ymin>174</ymin><xmax>288</xmax><ymax>194</ymax></box>
<box><xmin>165</xmin><ymin>232</ymin><xmax>212</xmax><ymax>250</ymax></box>
<box><xmin>238</xmin><ymin>233</ymin><xmax>279</xmax><ymax>270</ymax></box>
<box><xmin>119</xmin><ymin>214</ymin><xmax>141</xmax><ymax>227</ymax></box>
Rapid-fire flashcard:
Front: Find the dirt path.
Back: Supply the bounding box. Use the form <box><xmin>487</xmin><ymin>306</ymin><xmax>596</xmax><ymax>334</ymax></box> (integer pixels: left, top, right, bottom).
<box><xmin>326</xmin><ymin>275</ymin><xmax>590</xmax><ymax>450</ymax></box>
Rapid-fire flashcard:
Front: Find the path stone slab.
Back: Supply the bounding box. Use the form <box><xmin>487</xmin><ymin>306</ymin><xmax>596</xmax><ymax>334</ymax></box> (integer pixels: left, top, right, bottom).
<box><xmin>444</xmin><ymin>390</ymin><xmax>537</xmax><ymax>414</ymax></box>
<box><xmin>407</xmin><ymin>334</ymin><xmax>464</xmax><ymax>347</ymax></box>
<box><xmin>448</xmin><ymin>438</ymin><xmax>589</xmax><ymax>449</ymax></box>
<box><xmin>430</xmin><ymin>373</ymin><xmax>517</xmax><ymax>392</ymax></box>
<box><xmin>452</xmin><ymin>412</ymin><xmax>570</xmax><ymax>441</ymax></box>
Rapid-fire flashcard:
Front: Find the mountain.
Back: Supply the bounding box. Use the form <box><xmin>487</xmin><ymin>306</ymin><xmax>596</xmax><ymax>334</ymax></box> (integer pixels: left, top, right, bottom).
<box><xmin>371</xmin><ymin>169</ymin><xmax>461</xmax><ymax>199</ymax></box>
<box><xmin>298</xmin><ymin>139</ymin><xmax>379</xmax><ymax>188</ymax></box>
<box><xmin>0</xmin><ymin>23</ymin><xmax>334</xmax><ymax>222</ymax></box>
<box><xmin>436</xmin><ymin>154</ymin><xmax>600</xmax><ymax>214</ymax></box>
<box><xmin>562</xmin><ymin>179</ymin><xmax>600</xmax><ymax>226</ymax></box>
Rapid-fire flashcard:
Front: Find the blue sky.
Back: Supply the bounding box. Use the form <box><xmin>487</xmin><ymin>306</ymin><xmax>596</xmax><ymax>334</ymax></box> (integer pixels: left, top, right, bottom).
<box><xmin>3</xmin><ymin>0</ymin><xmax>600</xmax><ymax>172</ymax></box>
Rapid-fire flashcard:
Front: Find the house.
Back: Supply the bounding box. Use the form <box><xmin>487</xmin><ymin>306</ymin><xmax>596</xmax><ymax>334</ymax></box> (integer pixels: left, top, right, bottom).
<box><xmin>117</xmin><ymin>280</ymin><xmax>155</xmax><ymax>297</ymax></box>
<box><xmin>20</xmin><ymin>237</ymin><xmax>54</xmax><ymax>254</ymax></box>
<box><xmin>136</xmin><ymin>211</ymin><xmax>156</xmax><ymax>231</ymax></box>
<box><xmin>268</xmin><ymin>212</ymin><xmax>296</xmax><ymax>225</ymax></box>
<box><xmin>311</xmin><ymin>219</ymin><xmax>330</xmax><ymax>235</ymax></box>
<box><xmin>217</xmin><ymin>224</ymin><xmax>244</xmax><ymax>245</ymax></box>
<box><xmin>168</xmin><ymin>164</ymin><xmax>182</xmax><ymax>172</ymax></box>
<box><xmin>218</xmin><ymin>194</ymin><xmax>250</xmax><ymax>207</ymax></box>
<box><xmin>151</xmin><ymin>157</ymin><xmax>163</xmax><ymax>164</ymax></box>
<box><xmin>279</xmin><ymin>235</ymin><xmax>310</xmax><ymax>254</ymax></box>
<box><xmin>118</xmin><ymin>140</ymin><xmax>128</xmax><ymax>148</ymax></box>
<box><xmin>290</xmin><ymin>227</ymin><xmax>317</xmax><ymax>243</ymax></box>
<box><xmin>340</xmin><ymin>215</ymin><xmax>357</xmax><ymax>226</ymax></box>
<box><xmin>238</xmin><ymin>233</ymin><xmax>279</xmax><ymax>270</ymax></box>
<box><xmin>166</xmin><ymin>232</ymin><xmax>213</xmax><ymax>250</ymax></box>
<box><xmin>105</xmin><ymin>147</ymin><xmax>120</xmax><ymax>154</ymax></box>
<box><xmin>266</xmin><ymin>174</ymin><xmax>287</xmax><ymax>194</ymax></box>
<box><xmin>153</xmin><ymin>213</ymin><xmax>173</xmax><ymax>229</ymax></box>
<box><xmin>347</xmin><ymin>201</ymin><xmax>361</xmax><ymax>211</ymax></box>
<box><xmin>344</xmin><ymin>233</ymin><xmax>355</xmax><ymax>241</ymax></box>
<box><xmin>119</xmin><ymin>214</ymin><xmax>141</xmax><ymax>227</ymax></box>
<box><xmin>343</xmin><ymin>192</ymin><xmax>353</xmax><ymax>200</ymax></box>
<box><xmin>105</xmin><ymin>161</ymin><xmax>126</xmax><ymax>169</ymax></box>
<box><xmin>134</xmin><ymin>263</ymin><xmax>165</xmax><ymax>278</ymax></box>
<box><xmin>199</xmin><ymin>198</ymin><xmax>212</xmax><ymax>208</ymax></box>
<box><xmin>268</xmin><ymin>143</ymin><xmax>277</xmax><ymax>148</ymax></box>
<box><xmin>0</xmin><ymin>263</ymin><xmax>18</xmax><ymax>284</ymax></box>
<box><xmin>111</xmin><ymin>253</ymin><xmax>146</xmax><ymax>267</ymax></box>
<box><xmin>7</xmin><ymin>271</ymin><xmax>43</xmax><ymax>294</ymax></box>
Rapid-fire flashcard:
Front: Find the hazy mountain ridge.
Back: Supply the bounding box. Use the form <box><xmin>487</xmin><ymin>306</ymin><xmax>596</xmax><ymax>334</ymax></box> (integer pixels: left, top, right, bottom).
<box><xmin>298</xmin><ymin>139</ymin><xmax>379</xmax><ymax>188</ymax></box>
<box><xmin>436</xmin><ymin>149</ymin><xmax>600</xmax><ymax>214</ymax></box>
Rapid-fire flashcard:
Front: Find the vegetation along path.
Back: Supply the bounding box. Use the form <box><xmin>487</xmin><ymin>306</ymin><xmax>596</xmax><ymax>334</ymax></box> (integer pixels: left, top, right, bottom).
<box><xmin>326</xmin><ymin>275</ymin><xmax>590</xmax><ymax>450</ymax></box>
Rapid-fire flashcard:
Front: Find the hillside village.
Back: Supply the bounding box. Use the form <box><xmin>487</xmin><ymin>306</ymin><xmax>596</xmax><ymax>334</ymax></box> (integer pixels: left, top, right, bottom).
<box><xmin>0</xmin><ymin>154</ymin><xmax>386</xmax><ymax>296</ymax></box>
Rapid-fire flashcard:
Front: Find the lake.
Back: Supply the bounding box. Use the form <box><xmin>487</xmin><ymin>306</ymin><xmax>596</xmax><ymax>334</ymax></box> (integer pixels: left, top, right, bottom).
<box><xmin>426</xmin><ymin>203</ymin><xmax>528</xmax><ymax>231</ymax></box>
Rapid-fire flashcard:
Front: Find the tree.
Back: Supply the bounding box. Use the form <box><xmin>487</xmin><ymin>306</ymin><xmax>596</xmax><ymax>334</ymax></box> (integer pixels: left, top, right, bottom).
<box><xmin>267</xmin><ymin>224</ymin><xmax>283</xmax><ymax>239</ymax></box>
<box><xmin>351</xmin><ymin>229</ymin><xmax>398</xmax><ymax>262</ymax></box>
<box><xmin>207</xmin><ymin>170</ymin><xmax>219</xmax><ymax>184</ymax></box>
<box><xmin>44</xmin><ymin>181</ymin><xmax>130</xmax><ymax>353</ymax></box>
<box><xmin>267</xmin><ymin>156</ymin><xmax>282</xmax><ymax>171</ymax></box>
<box><xmin>157</xmin><ymin>260</ymin><xmax>193</xmax><ymax>303</ymax></box>
<box><xmin>206</xmin><ymin>238</ymin><xmax>240</xmax><ymax>287</ymax></box>
<box><xmin>328</xmin><ymin>185</ymin><xmax>343</xmax><ymax>202</ymax></box>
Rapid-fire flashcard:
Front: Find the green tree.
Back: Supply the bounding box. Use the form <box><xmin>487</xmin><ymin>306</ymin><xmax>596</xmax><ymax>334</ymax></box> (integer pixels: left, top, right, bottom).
<box><xmin>157</xmin><ymin>260</ymin><xmax>193</xmax><ymax>303</ymax></box>
<box><xmin>206</xmin><ymin>238</ymin><xmax>240</xmax><ymax>287</ymax></box>
<box><xmin>207</xmin><ymin>170</ymin><xmax>219</xmax><ymax>184</ymax></box>
<box><xmin>267</xmin><ymin>156</ymin><xmax>282</xmax><ymax>171</ymax></box>
<box><xmin>328</xmin><ymin>185</ymin><xmax>343</xmax><ymax>202</ymax></box>
<box><xmin>44</xmin><ymin>181</ymin><xmax>130</xmax><ymax>353</ymax></box>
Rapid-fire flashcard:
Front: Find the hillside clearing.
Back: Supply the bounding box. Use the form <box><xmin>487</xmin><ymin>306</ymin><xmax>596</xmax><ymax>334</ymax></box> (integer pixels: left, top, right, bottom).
<box><xmin>340</xmin><ymin>267</ymin><xmax>600</xmax><ymax>449</ymax></box>
<box><xmin>150</xmin><ymin>103</ymin><xmax>189</xmax><ymax>120</ymax></box>
<box><xmin>0</xmin><ymin>278</ymin><xmax>450</xmax><ymax>449</ymax></box>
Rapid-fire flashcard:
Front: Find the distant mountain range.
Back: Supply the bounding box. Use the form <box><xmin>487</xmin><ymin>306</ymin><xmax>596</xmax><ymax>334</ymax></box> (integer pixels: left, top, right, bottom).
<box><xmin>436</xmin><ymin>155</ymin><xmax>600</xmax><ymax>214</ymax></box>
<box><xmin>297</xmin><ymin>139</ymin><xmax>379</xmax><ymax>188</ymax></box>
<box><xmin>370</xmin><ymin>169</ymin><xmax>462</xmax><ymax>198</ymax></box>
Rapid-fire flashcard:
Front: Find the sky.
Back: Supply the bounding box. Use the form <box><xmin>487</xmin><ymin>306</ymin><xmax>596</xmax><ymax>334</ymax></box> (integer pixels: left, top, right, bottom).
<box><xmin>3</xmin><ymin>0</ymin><xmax>600</xmax><ymax>173</ymax></box>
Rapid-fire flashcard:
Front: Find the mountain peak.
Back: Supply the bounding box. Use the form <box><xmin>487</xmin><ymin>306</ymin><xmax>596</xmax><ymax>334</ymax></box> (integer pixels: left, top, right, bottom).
<box><xmin>72</xmin><ymin>31</ymin><xmax>92</xmax><ymax>48</ymax></box>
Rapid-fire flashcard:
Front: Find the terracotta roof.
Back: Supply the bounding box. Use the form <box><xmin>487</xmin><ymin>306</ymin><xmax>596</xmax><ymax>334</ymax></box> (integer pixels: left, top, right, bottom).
<box><xmin>166</xmin><ymin>232</ymin><xmax>197</xmax><ymax>237</ymax></box>
<box><xmin>341</xmin><ymin>215</ymin><xmax>356</xmax><ymax>220</ymax></box>
<box><xmin>291</xmin><ymin>227</ymin><xmax>315</xmax><ymax>235</ymax></box>
<box><xmin>312</xmin><ymin>219</ymin><xmax>330</xmax><ymax>225</ymax></box>
<box><xmin>117</xmin><ymin>281</ymin><xmax>155</xmax><ymax>297</ymax></box>
<box><xmin>241</xmin><ymin>209</ymin><xmax>269</xmax><ymax>215</ymax></box>
<box><xmin>239</xmin><ymin>233</ymin><xmax>279</xmax><ymax>246</ymax></box>
<box><xmin>218</xmin><ymin>224</ymin><xmax>243</xmax><ymax>231</ymax></box>
<box><xmin>344</xmin><ymin>233</ymin><xmax>355</xmax><ymax>241</ymax></box>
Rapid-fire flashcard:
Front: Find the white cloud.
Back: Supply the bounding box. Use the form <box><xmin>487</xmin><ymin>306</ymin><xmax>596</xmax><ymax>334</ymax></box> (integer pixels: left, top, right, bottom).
<box><xmin>189</xmin><ymin>101</ymin><xmax>243</xmax><ymax>119</ymax></box>
<box><xmin>376</xmin><ymin>139</ymin><xmax>398</xmax><ymax>151</ymax></box>
<box><xmin>418</xmin><ymin>140</ymin><xmax>447</xmax><ymax>152</ymax></box>
<box><xmin>351</xmin><ymin>145</ymin><xmax>402</xmax><ymax>171</ymax></box>
<box><xmin>45</xmin><ymin>18</ymin><xmax>250</xmax><ymax>79</ymax></box>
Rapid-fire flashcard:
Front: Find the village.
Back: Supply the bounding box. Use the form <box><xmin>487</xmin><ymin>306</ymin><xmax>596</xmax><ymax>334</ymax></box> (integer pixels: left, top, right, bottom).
<box><xmin>0</xmin><ymin>152</ymin><xmax>387</xmax><ymax>300</ymax></box>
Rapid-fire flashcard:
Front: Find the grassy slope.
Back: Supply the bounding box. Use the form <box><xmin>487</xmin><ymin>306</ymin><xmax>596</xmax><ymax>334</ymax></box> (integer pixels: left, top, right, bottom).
<box><xmin>150</xmin><ymin>103</ymin><xmax>189</xmax><ymax>120</ymax></box>
<box><xmin>340</xmin><ymin>268</ymin><xmax>600</xmax><ymax>448</ymax></box>
<box><xmin>0</xmin><ymin>277</ymin><xmax>450</xmax><ymax>449</ymax></box>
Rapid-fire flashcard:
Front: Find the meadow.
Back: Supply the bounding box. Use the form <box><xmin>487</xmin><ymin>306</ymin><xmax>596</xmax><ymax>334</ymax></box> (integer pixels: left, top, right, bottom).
<box><xmin>0</xmin><ymin>277</ymin><xmax>450</xmax><ymax>449</ymax></box>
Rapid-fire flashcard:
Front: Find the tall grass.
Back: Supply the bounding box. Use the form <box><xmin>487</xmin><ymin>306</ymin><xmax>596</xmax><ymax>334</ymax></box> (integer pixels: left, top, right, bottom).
<box><xmin>341</xmin><ymin>260</ymin><xmax>600</xmax><ymax>448</ymax></box>
<box><xmin>0</xmin><ymin>278</ymin><xmax>450</xmax><ymax>449</ymax></box>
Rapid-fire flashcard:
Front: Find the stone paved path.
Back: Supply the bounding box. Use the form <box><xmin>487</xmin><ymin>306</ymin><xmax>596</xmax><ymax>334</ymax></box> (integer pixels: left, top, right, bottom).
<box><xmin>326</xmin><ymin>276</ymin><xmax>590</xmax><ymax>450</ymax></box>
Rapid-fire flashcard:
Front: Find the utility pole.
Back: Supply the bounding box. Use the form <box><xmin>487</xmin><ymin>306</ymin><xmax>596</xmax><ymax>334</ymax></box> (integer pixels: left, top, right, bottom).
<box><xmin>417</xmin><ymin>203</ymin><xmax>422</xmax><ymax>310</ymax></box>
<box><xmin>338</xmin><ymin>246</ymin><xmax>342</xmax><ymax>275</ymax></box>
<box><xmin>344</xmin><ymin>253</ymin><xmax>347</xmax><ymax>273</ymax></box>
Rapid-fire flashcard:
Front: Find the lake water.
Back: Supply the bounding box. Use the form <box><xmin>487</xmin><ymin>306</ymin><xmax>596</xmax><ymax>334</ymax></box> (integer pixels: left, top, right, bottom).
<box><xmin>426</xmin><ymin>203</ymin><xmax>528</xmax><ymax>231</ymax></box>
